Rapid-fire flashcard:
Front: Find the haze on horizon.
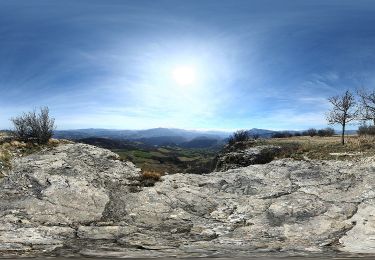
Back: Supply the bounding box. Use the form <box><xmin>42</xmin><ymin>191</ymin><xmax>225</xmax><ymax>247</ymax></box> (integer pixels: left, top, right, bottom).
<box><xmin>1</xmin><ymin>0</ymin><xmax>375</xmax><ymax>131</ymax></box>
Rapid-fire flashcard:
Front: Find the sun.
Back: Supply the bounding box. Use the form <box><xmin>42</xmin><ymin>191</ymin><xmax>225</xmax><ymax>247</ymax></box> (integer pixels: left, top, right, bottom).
<box><xmin>172</xmin><ymin>65</ymin><xmax>197</xmax><ymax>86</ymax></box>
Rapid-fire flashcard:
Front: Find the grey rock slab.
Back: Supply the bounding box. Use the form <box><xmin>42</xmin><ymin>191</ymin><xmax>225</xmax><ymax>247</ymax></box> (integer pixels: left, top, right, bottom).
<box><xmin>340</xmin><ymin>198</ymin><xmax>375</xmax><ymax>253</ymax></box>
<box><xmin>1</xmin><ymin>144</ymin><xmax>375</xmax><ymax>257</ymax></box>
<box><xmin>77</xmin><ymin>225</ymin><xmax>137</xmax><ymax>240</ymax></box>
<box><xmin>0</xmin><ymin>226</ymin><xmax>75</xmax><ymax>252</ymax></box>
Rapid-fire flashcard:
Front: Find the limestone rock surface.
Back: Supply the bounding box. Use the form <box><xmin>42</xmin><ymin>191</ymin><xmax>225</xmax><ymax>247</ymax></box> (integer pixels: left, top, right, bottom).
<box><xmin>1</xmin><ymin>143</ymin><xmax>375</xmax><ymax>258</ymax></box>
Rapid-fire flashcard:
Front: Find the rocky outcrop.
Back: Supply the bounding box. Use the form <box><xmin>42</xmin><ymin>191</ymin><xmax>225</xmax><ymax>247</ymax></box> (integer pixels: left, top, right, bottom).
<box><xmin>214</xmin><ymin>145</ymin><xmax>282</xmax><ymax>171</ymax></box>
<box><xmin>0</xmin><ymin>143</ymin><xmax>141</xmax><ymax>254</ymax></box>
<box><xmin>1</xmin><ymin>143</ymin><xmax>375</xmax><ymax>257</ymax></box>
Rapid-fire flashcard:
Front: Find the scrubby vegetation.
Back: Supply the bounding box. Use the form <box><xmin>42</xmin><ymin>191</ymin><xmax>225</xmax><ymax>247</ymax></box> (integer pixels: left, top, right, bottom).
<box><xmin>317</xmin><ymin>127</ymin><xmax>335</xmax><ymax>137</ymax></box>
<box><xmin>272</xmin><ymin>131</ymin><xmax>294</xmax><ymax>138</ymax></box>
<box><xmin>140</xmin><ymin>170</ymin><xmax>162</xmax><ymax>187</ymax></box>
<box><xmin>358</xmin><ymin>124</ymin><xmax>375</xmax><ymax>136</ymax></box>
<box><xmin>227</xmin><ymin>130</ymin><xmax>252</xmax><ymax>145</ymax></box>
<box><xmin>270</xmin><ymin>128</ymin><xmax>335</xmax><ymax>139</ymax></box>
<box><xmin>304</xmin><ymin>128</ymin><xmax>318</xmax><ymax>137</ymax></box>
<box><xmin>11</xmin><ymin>107</ymin><xmax>55</xmax><ymax>144</ymax></box>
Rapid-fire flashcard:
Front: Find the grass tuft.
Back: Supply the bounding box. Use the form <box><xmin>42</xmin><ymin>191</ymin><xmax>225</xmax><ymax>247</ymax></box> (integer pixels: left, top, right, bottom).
<box><xmin>140</xmin><ymin>170</ymin><xmax>162</xmax><ymax>187</ymax></box>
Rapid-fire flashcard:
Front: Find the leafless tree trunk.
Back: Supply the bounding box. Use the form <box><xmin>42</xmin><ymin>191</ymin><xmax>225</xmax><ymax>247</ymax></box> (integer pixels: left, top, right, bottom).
<box><xmin>326</xmin><ymin>90</ymin><xmax>358</xmax><ymax>145</ymax></box>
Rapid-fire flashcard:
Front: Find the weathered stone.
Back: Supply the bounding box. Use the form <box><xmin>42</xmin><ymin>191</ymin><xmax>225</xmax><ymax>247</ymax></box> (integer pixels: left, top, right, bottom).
<box><xmin>340</xmin><ymin>199</ymin><xmax>375</xmax><ymax>253</ymax></box>
<box><xmin>117</xmin><ymin>232</ymin><xmax>179</xmax><ymax>249</ymax></box>
<box><xmin>77</xmin><ymin>225</ymin><xmax>137</xmax><ymax>240</ymax></box>
<box><xmin>0</xmin><ymin>143</ymin><xmax>375</xmax><ymax>258</ymax></box>
<box><xmin>214</xmin><ymin>145</ymin><xmax>282</xmax><ymax>171</ymax></box>
<box><xmin>0</xmin><ymin>226</ymin><xmax>75</xmax><ymax>252</ymax></box>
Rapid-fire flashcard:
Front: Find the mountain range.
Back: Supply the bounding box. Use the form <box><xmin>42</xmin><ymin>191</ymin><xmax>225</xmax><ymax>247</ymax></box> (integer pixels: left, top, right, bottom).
<box><xmin>54</xmin><ymin>127</ymin><xmax>229</xmax><ymax>140</ymax></box>
<box><xmin>53</xmin><ymin>128</ymin><xmax>267</xmax><ymax>149</ymax></box>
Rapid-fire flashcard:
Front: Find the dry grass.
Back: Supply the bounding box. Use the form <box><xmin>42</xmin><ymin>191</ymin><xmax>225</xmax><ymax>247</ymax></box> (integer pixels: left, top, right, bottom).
<box><xmin>140</xmin><ymin>170</ymin><xmax>163</xmax><ymax>187</ymax></box>
<box><xmin>0</xmin><ymin>150</ymin><xmax>12</xmax><ymax>175</ymax></box>
<box><xmin>258</xmin><ymin>135</ymin><xmax>375</xmax><ymax>161</ymax></box>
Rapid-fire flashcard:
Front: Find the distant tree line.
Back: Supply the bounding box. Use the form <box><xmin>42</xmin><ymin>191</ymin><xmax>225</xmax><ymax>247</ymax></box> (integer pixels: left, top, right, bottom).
<box><xmin>271</xmin><ymin>127</ymin><xmax>335</xmax><ymax>138</ymax></box>
<box><xmin>226</xmin><ymin>127</ymin><xmax>336</xmax><ymax>145</ymax></box>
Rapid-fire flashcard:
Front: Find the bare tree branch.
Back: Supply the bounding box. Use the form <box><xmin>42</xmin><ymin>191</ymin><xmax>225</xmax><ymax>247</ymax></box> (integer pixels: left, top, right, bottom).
<box><xmin>326</xmin><ymin>90</ymin><xmax>358</xmax><ymax>145</ymax></box>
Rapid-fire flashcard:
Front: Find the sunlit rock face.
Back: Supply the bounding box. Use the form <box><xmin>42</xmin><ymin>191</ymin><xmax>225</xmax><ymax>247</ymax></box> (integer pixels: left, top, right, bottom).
<box><xmin>0</xmin><ymin>143</ymin><xmax>375</xmax><ymax>258</ymax></box>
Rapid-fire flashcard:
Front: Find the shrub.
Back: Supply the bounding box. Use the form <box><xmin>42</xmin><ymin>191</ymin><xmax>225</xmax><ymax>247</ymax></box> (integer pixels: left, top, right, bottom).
<box><xmin>325</xmin><ymin>127</ymin><xmax>335</xmax><ymax>136</ymax></box>
<box><xmin>306</xmin><ymin>128</ymin><xmax>317</xmax><ymax>137</ymax></box>
<box><xmin>358</xmin><ymin>125</ymin><xmax>375</xmax><ymax>136</ymax></box>
<box><xmin>272</xmin><ymin>131</ymin><xmax>293</xmax><ymax>138</ymax></box>
<box><xmin>227</xmin><ymin>130</ymin><xmax>251</xmax><ymax>145</ymax></box>
<box><xmin>10</xmin><ymin>107</ymin><xmax>55</xmax><ymax>144</ymax></box>
<box><xmin>140</xmin><ymin>170</ymin><xmax>162</xmax><ymax>187</ymax></box>
<box><xmin>250</xmin><ymin>133</ymin><xmax>260</xmax><ymax>140</ymax></box>
<box><xmin>317</xmin><ymin>127</ymin><xmax>335</xmax><ymax>137</ymax></box>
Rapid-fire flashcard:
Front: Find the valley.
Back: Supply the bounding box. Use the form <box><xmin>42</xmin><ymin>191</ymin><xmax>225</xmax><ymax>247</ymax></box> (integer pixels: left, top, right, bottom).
<box><xmin>76</xmin><ymin>136</ymin><xmax>219</xmax><ymax>174</ymax></box>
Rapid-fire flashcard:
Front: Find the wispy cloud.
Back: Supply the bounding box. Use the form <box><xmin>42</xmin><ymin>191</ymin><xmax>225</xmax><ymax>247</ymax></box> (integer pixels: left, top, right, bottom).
<box><xmin>1</xmin><ymin>1</ymin><xmax>375</xmax><ymax>130</ymax></box>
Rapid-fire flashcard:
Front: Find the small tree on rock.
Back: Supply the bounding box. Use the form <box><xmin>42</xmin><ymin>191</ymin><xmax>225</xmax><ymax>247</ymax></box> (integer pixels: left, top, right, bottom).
<box><xmin>326</xmin><ymin>90</ymin><xmax>357</xmax><ymax>145</ymax></box>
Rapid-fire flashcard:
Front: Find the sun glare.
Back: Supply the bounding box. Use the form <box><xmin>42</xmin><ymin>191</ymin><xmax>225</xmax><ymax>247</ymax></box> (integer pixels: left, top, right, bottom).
<box><xmin>172</xmin><ymin>65</ymin><xmax>196</xmax><ymax>86</ymax></box>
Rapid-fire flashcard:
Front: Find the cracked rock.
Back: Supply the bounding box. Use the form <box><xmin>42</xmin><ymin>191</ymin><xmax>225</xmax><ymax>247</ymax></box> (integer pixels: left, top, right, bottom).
<box><xmin>0</xmin><ymin>143</ymin><xmax>375</xmax><ymax>257</ymax></box>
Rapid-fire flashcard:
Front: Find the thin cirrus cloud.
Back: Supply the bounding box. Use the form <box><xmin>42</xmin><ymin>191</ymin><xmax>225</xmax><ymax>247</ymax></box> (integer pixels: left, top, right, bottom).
<box><xmin>0</xmin><ymin>0</ymin><xmax>375</xmax><ymax>130</ymax></box>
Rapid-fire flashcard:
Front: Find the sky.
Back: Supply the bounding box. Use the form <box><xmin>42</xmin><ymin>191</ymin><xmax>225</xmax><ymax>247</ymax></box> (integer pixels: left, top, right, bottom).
<box><xmin>1</xmin><ymin>0</ymin><xmax>375</xmax><ymax>131</ymax></box>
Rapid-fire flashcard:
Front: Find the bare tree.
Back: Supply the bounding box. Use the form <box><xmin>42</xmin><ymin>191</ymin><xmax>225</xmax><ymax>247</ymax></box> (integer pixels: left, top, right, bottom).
<box><xmin>357</xmin><ymin>88</ymin><xmax>375</xmax><ymax>125</ymax></box>
<box><xmin>326</xmin><ymin>90</ymin><xmax>358</xmax><ymax>145</ymax></box>
<box><xmin>11</xmin><ymin>107</ymin><xmax>55</xmax><ymax>144</ymax></box>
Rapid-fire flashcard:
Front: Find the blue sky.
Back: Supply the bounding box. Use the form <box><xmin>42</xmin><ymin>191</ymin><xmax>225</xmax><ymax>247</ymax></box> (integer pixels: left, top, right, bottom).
<box><xmin>1</xmin><ymin>0</ymin><xmax>375</xmax><ymax>130</ymax></box>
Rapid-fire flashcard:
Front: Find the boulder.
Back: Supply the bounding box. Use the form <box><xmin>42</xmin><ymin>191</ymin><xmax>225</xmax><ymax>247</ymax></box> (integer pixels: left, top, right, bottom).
<box><xmin>214</xmin><ymin>145</ymin><xmax>282</xmax><ymax>171</ymax></box>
